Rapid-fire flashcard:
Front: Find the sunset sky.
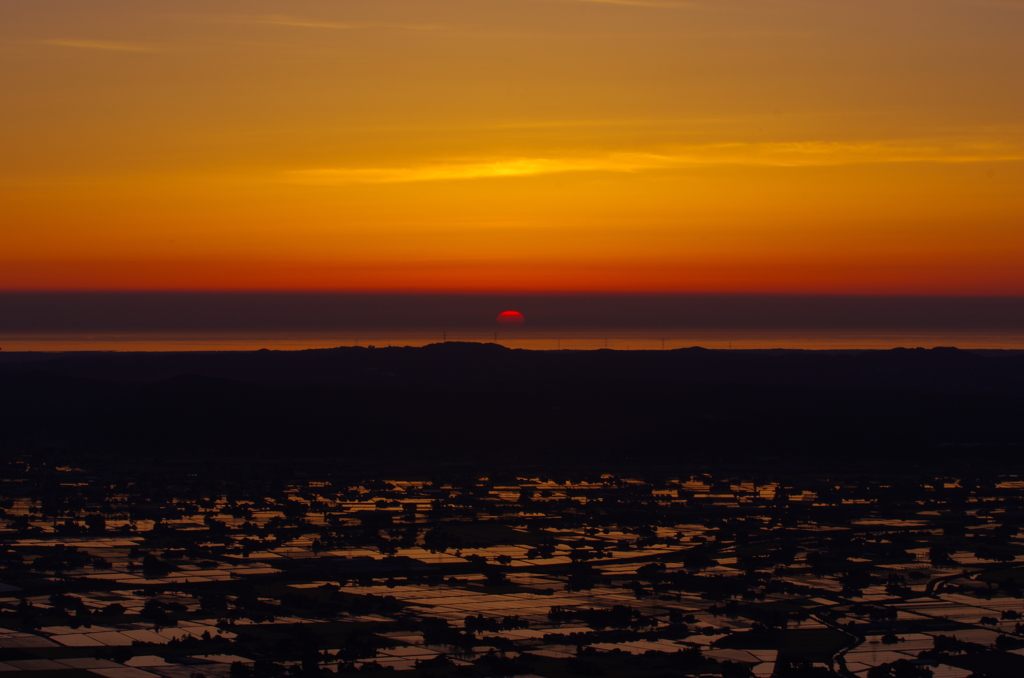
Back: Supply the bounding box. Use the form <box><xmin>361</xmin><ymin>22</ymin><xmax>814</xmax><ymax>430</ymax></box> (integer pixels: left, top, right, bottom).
<box><xmin>3</xmin><ymin>0</ymin><xmax>1022</xmax><ymax>295</ymax></box>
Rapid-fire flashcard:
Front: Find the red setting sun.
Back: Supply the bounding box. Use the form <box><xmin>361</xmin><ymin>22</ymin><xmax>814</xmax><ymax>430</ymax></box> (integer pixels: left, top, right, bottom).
<box><xmin>497</xmin><ymin>311</ymin><xmax>525</xmax><ymax>326</ymax></box>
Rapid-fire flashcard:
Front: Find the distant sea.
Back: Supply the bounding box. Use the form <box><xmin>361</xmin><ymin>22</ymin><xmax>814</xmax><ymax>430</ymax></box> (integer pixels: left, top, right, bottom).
<box><xmin>2</xmin><ymin>329</ymin><xmax>1022</xmax><ymax>352</ymax></box>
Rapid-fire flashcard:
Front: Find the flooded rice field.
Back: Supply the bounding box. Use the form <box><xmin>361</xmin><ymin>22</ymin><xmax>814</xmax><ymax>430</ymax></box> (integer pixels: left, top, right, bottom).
<box><xmin>2</xmin><ymin>460</ymin><xmax>1024</xmax><ymax>677</ymax></box>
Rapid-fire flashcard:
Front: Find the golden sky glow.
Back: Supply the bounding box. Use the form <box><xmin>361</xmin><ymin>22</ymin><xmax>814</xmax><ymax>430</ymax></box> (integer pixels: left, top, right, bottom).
<box><xmin>2</xmin><ymin>0</ymin><xmax>1023</xmax><ymax>294</ymax></box>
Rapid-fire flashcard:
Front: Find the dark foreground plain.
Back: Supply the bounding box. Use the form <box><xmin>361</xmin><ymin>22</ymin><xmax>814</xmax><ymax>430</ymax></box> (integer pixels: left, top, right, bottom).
<box><xmin>1</xmin><ymin>343</ymin><xmax>1023</xmax><ymax>470</ymax></box>
<box><xmin>1</xmin><ymin>344</ymin><xmax>1024</xmax><ymax>678</ymax></box>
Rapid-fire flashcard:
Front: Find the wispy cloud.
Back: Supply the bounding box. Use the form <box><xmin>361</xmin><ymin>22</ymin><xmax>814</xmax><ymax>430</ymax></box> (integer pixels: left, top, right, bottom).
<box><xmin>930</xmin><ymin>0</ymin><xmax>1024</xmax><ymax>8</ymax></box>
<box><xmin>291</xmin><ymin>158</ymin><xmax>647</xmax><ymax>184</ymax></box>
<box><xmin>40</xmin><ymin>39</ymin><xmax>157</xmax><ymax>52</ymax></box>
<box><xmin>561</xmin><ymin>0</ymin><xmax>697</xmax><ymax>7</ymax></box>
<box><xmin>249</xmin><ymin>15</ymin><xmax>356</xmax><ymax>29</ymax></box>
<box><xmin>286</xmin><ymin>140</ymin><xmax>1024</xmax><ymax>184</ymax></box>
<box><xmin>245</xmin><ymin>15</ymin><xmax>443</xmax><ymax>31</ymax></box>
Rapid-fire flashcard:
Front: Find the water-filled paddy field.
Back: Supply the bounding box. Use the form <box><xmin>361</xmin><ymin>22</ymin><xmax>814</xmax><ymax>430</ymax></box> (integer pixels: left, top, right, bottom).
<box><xmin>2</xmin><ymin>462</ymin><xmax>1024</xmax><ymax>677</ymax></box>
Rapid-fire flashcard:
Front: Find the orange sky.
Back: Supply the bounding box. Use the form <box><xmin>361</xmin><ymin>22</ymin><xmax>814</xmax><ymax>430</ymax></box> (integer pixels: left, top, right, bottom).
<box><xmin>2</xmin><ymin>0</ymin><xmax>1022</xmax><ymax>294</ymax></box>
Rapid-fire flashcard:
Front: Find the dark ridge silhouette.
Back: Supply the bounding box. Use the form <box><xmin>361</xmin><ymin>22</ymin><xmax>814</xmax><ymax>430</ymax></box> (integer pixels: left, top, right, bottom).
<box><xmin>1</xmin><ymin>344</ymin><xmax>1022</xmax><ymax>469</ymax></box>
<box><xmin>1</xmin><ymin>343</ymin><xmax>1023</xmax><ymax>392</ymax></box>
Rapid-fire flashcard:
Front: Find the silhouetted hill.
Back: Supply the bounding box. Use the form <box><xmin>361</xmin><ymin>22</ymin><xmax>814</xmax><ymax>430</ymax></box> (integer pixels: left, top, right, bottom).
<box><xmin>2</xmin><ymin>343</ymin><xmax>1023</xmax><ymax>393</ymax></box>
<box><xmin>0</xmin><ymin>345</ymin><xmax>1021</xmax><ymax>469</ymax></box>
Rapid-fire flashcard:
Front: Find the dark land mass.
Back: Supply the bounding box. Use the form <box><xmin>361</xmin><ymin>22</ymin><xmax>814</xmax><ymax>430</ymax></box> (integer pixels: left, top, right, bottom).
<box><xmin>4</xmin><ymin>344</ymin><xmax>1024</xmax><ymax>678</ymax></box>
<box><xmin>1</xmin><ymin>343</ymin><xmax>1022</xmax><ymax>472</ymax></box>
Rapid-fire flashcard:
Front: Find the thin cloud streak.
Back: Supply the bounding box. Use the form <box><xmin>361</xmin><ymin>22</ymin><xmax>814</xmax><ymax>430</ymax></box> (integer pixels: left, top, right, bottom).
<box><xmin>245</xmin><ymin>15</ymin><xmax>444</xmax><ymax>31</ymax></box>
<box><xmin>40</xmin><ymin>39</ymin><xmax>158</xmax><ymax>52</ymax></box>
<box><xmin>932</xmin><ymin>0</ymin><xmax>1024</xmax><ymax>8</ymax></box>
<box><xmin>287</xmin><ymin>140</ymin><xmax>1024</xmax><ymax>184</ymax></box>
<box><xmin>562</xmin><ymin>0</ymin><xmax>696</xmax><ymax>6</ymax></box>
<box><xmin>249</xmin><ymin>15</ymin><xmax>355</xmax><ymax>29</ymax></box>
